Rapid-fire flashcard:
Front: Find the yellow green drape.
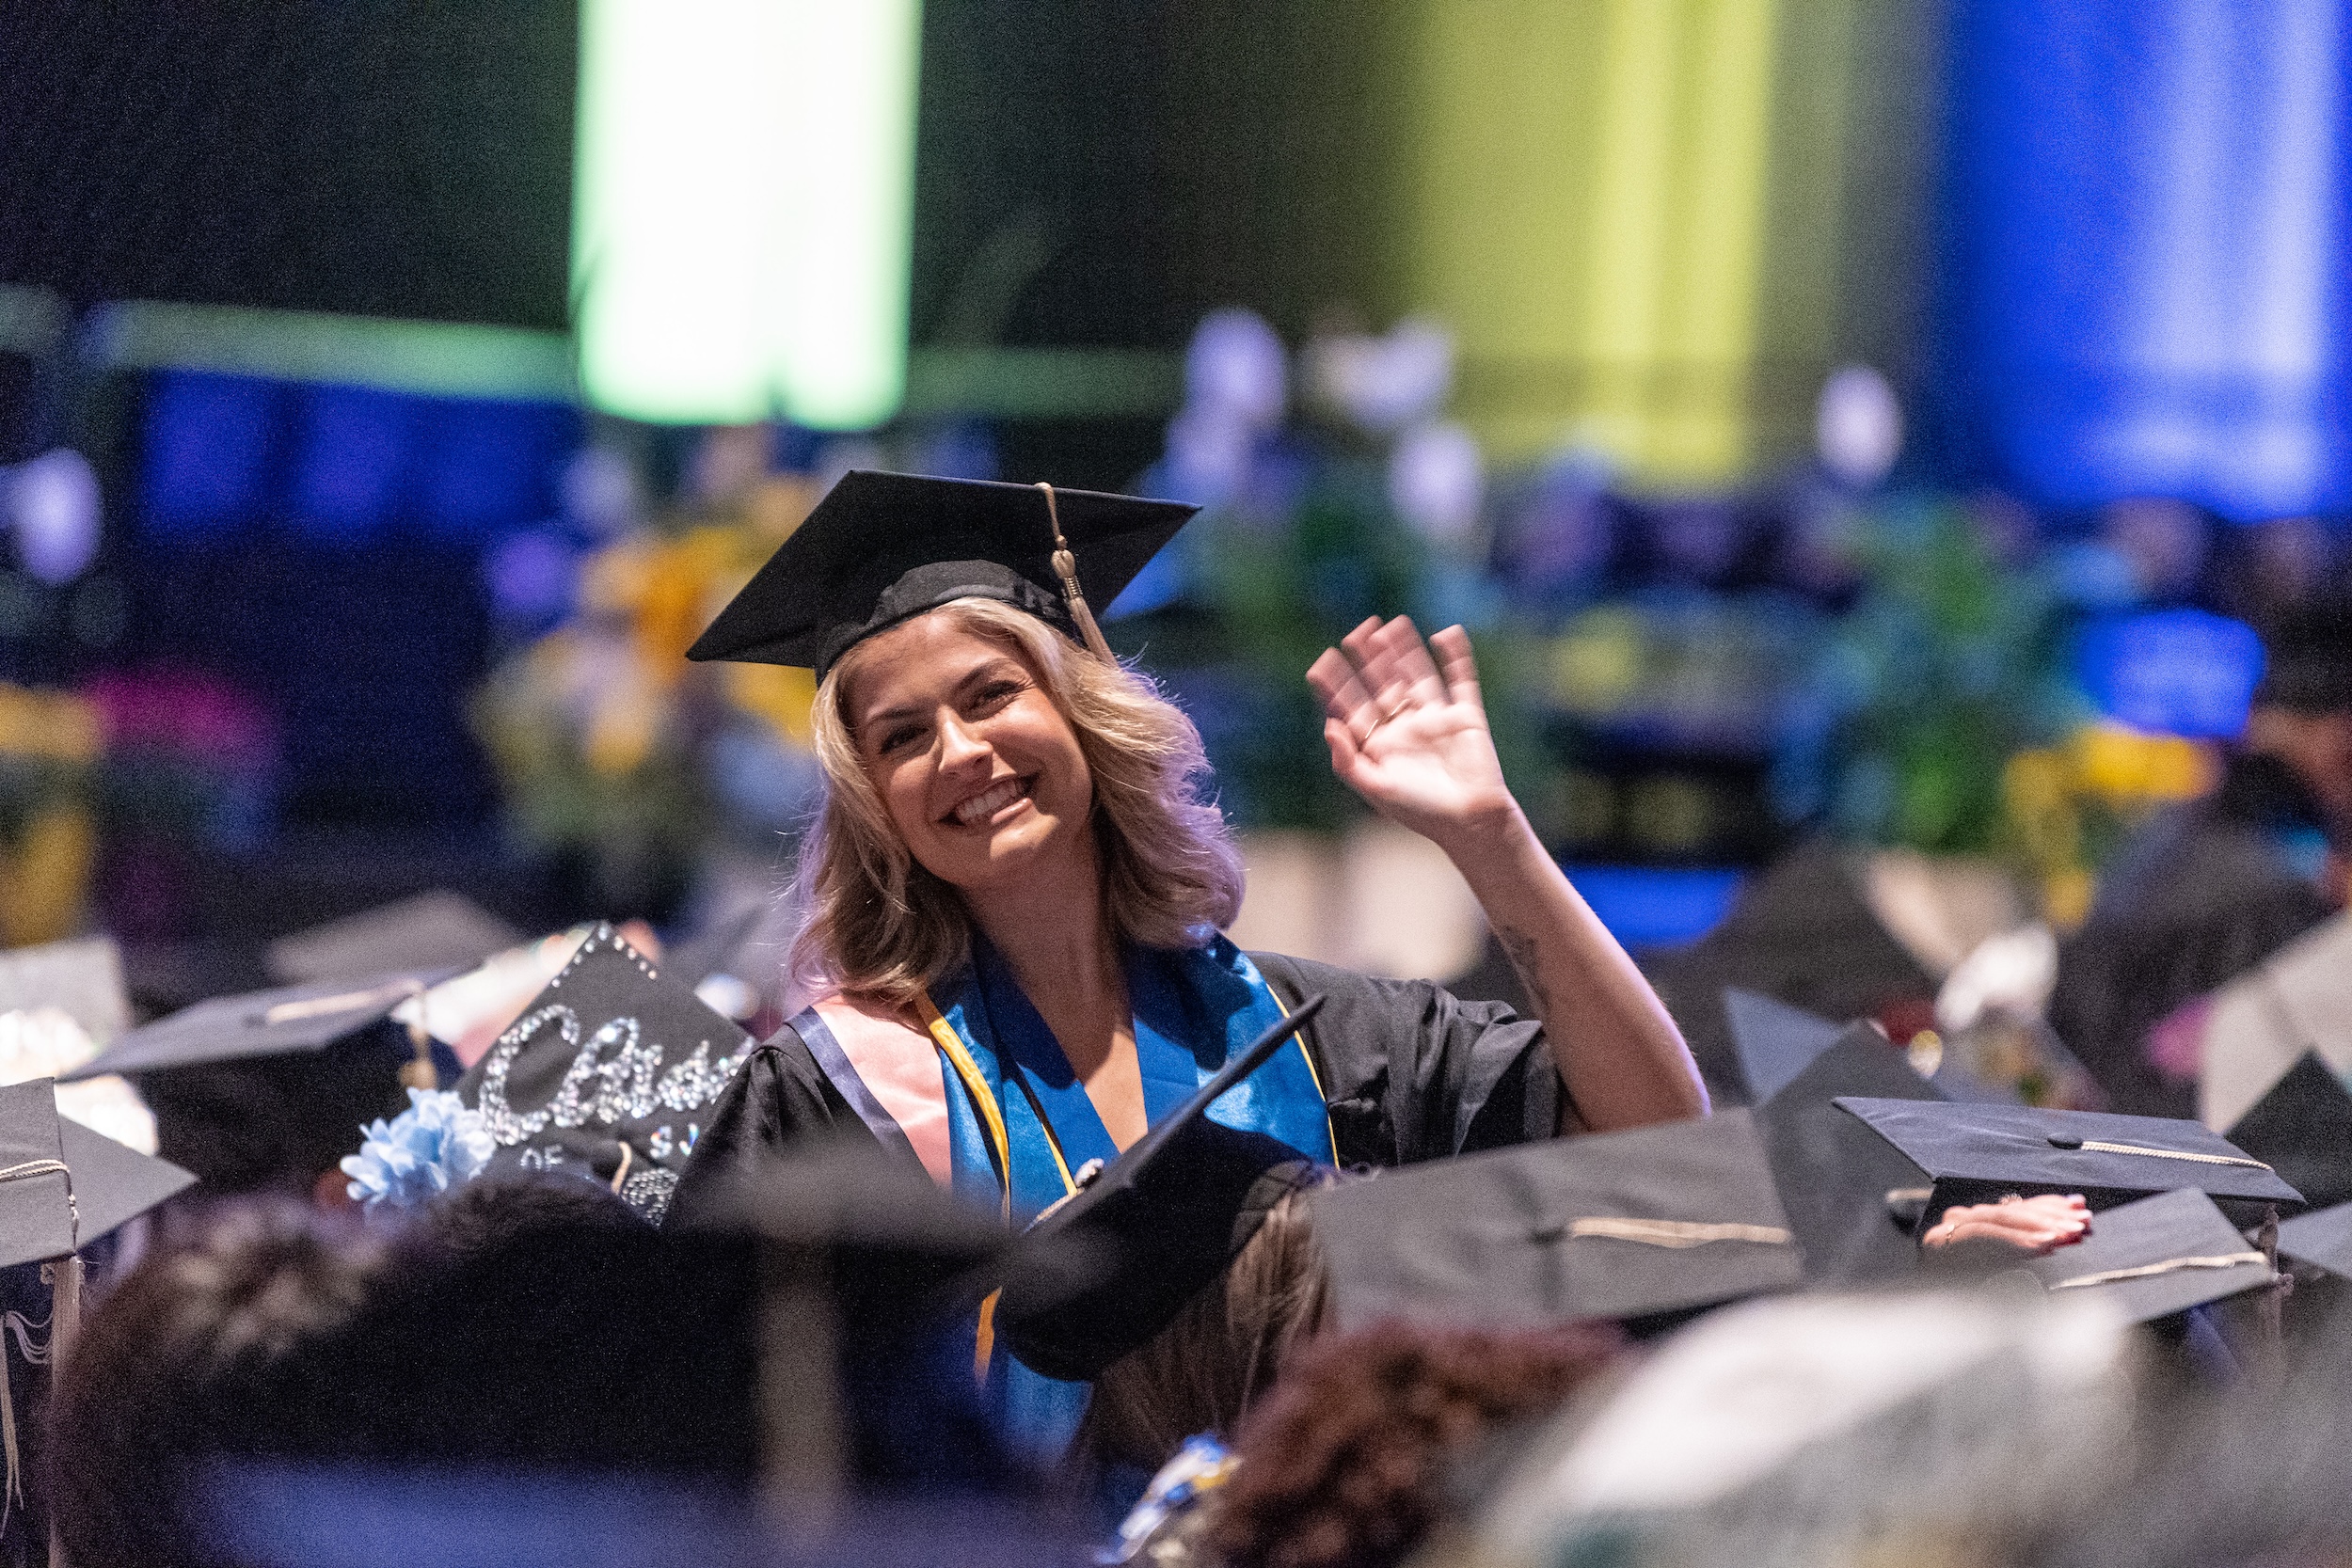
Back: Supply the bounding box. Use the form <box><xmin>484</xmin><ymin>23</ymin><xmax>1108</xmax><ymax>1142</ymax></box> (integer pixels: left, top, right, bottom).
<box><xmin>1379</xmin><ymin>0</ymin><xmax>1904</xmax><ymax>486</ymax></box>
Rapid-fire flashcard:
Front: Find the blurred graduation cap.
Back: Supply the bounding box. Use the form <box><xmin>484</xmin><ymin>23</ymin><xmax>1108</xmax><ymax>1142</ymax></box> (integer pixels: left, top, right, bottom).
<box><xmin>993</xmin><ymin>996</ymin><xmax>1328</xmax><ymax>1383</ymax></box>
<box><xmin>265</xmin><ymin>891</ymin><xmax>522</xmax><ymax>988</ymax></box>
<box><xmin>2011</xmin><ymin>1188</ymin><xmax>2276</xmax><ymax>1324</ymax></box>
<box><xmin>2198</xmin><ymin>913</ymin><xmax>2352</xmax><ymax>1131</ymax></box>
<box><xmin>1641</xmin><ymin>844</ymin><xmax>1936</xmax><ymax>1106</ymax></box>
<box><xmin>686</xmin><ymin>470</ymin><xmax>1196</xmax><ymax>676</ymax></box>
<box><xmin>1836</xmin><ymin>1098</ymin><xmax>2302</xmax><ymax>1227</ymax></box>
<box><xmin>2279</xmin><ymin>1200</ymin><xmax>2352</xmax><ymax>1282</ymax></box>
<box><xmin>1754</xmin><ymin>1019</ymin><xmax>1947</xmax><ymax>1283</ymax></box>
<box><xmin>453</xmin><ymin>924</ymin><xmax>754</xmax><ymax>1225</ymax></box>
<box><xmin>66</xmin><ymin>971</ymin><xmax>451</xmax><ymax>1084</ymax></box>
<box><xmin>1727</xmin><ymin>989</ymin><xmax>1846</xmax><ymax>1103</ymax></box>
<box><xmin>1311</xmin><ymin>1108</ymin><xmax>1804</xmax><ymax>1334</ymax></box>
<box><xmin>62</xmin><ymin>972</ymin><xmax>457</xmax><ymax>1198</ymax></box>
<box><xmin>2223</xmin><ymin>1052</ymin><xmax>2352</xmax><ymax>1212</ymax></box>
<box><xmin>0</xmin><ymin>1079</ymin><xmax>192</xmax><ymax>1266</ymax></box>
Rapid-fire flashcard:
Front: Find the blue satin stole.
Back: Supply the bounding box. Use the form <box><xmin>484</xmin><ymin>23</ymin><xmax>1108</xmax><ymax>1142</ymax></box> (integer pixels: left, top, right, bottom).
<box><xmin>929</xmin><ymin>934</ymin><xmax>1335</xmax><ymax>1458</ymax></box>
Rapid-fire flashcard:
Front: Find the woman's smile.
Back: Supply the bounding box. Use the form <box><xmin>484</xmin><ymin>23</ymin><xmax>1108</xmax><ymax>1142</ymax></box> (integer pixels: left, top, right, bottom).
<box><xmin>944</xmin><ymin>774</ymin><xmax>1035</xmax><ymax>828</ymax></box>
<box><xmin>844</xmin><ymin>612</ymin><xmax>1096</xmax><ymax>895</ymax></box>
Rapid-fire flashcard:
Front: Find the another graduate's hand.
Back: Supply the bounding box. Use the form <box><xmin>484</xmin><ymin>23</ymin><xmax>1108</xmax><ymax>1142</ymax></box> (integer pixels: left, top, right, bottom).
<box><xmin>1922</xmin><ymin>1194</ymin><xmax>2090</xmax><ymax>1256</ymax></box>
<box><xmin>1307</xmin><ymin>617</ymin><xmax>1515</xmax><ymax>851</ymax></box>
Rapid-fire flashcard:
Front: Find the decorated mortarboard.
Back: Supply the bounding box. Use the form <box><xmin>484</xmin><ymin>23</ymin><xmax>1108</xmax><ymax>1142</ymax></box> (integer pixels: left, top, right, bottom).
<box><xmin>455</xmin><ymin>924</ymin><xmax>755</xmax><ymax>1225</ymax></box>
<box><xmin>63</xmin><ymin>970</ymin><xmax>451</xmax><ymax>1084</ymax></box>
<box><xmin>2012</xmin><ymin>1188</ymin><xmax>2276</xmax><ymax>1324</ymax></box>
<box><xmin>265</xmin><ymin>890</ymin><xmax>523</xmax><ymax>987</ymax></box>
<box><xmin>2224</xmin><ymin>1052</ymin><xmax>2352</xmax><ymax>1212</ymax></box>
<box><xmin>1755</xmin><ymin>1022</ymin><xmax>1947</xmax><ymax>1283</ymax></box>
<box><xmin>685</xmin><ymin>470</ymin><xmax>1197</xmax><ymax>676</ymax></box>
<box><xmin>1836</xmin><ymin>1098</ymin><xmax>2302</xmax><ymax>1227</ymax></box>
<box><xmin>1311</xmin><ymin>1108</ymin><xmax>1804</xmax><ymax>1333</ymax></box>
<box><xmin>993</xmin><ymin>997</ymin><xmax>1328</xmax><ymax>1383</ymax></box>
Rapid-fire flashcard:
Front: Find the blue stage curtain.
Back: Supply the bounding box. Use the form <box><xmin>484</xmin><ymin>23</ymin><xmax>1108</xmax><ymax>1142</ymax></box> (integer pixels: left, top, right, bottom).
<box><xmin>1939</xmin><ymin>0</ymin><xmax>2352</xmax><ymax>519</ymax></box>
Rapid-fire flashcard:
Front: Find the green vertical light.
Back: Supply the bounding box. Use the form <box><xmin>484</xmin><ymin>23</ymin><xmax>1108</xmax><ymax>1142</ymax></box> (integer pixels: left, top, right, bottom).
<box><xmin>571</xmin><ymin>0</ymin><xmax>921</xmax><ymax>429</ymax></box>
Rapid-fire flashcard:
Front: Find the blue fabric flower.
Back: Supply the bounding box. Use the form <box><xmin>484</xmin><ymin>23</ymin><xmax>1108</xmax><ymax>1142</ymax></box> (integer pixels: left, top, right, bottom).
<box><xmin>340</xmin><ymin>1088</ymin><xmax>496</xmax><ymax>1212</ymax></box>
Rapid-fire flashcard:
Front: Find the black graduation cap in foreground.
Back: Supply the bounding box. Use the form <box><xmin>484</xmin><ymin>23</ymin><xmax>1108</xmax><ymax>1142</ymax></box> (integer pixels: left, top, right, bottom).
<box><xmin>2013</xmin><ymin>1188</ymin><xmax>2276</xmax><ymax>1324</ymax></box>
<box><xmin>993</xmin><ymin>996</ymin><xmax>1328</xmax><ymax>1384</ymax></box>
<box><xmin>454</xmin><ymin>925</ymin><xmax>755</xmax><ymax>1225</ymax></box>
<box><xmin>0</xmin><ymin>1080</ymin><xmax>193</xmax><ymax>1266</ymax></box>
<box><xmin>1837</xmin><ymin>1098</ymin><xmax>2303</xmax><ymax>1227</ymax></box>
<box><xmin>1755</xmin><ymin>1020</ymin><xmax>1947</xmax><ymax>1284</ymax></box>
<box><xmin>685</xmin><ymin>470</ymin><xmax>1197</xmax><ymax>676</ymax></box>
<box><xmin>2224</xmin><ymin>1052</ymin><xmax>2352</xmax><ymax>1212</ymax></box>
<box><xmin>1311</xmin><ymin>1107</ymin><xmax>1804</xmax><ymax>1333</ymax></box>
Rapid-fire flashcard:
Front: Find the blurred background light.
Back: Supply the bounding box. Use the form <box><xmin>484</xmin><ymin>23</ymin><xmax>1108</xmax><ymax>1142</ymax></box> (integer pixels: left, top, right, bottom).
<box><xmin>571</xmin><ymin>0</ymin><xmax>923</xmax><ymax>429</ymax></box>
<box><xmin>1942</xmin><ymin>0</ymin><xmax>2352</xmax><ymax>517</ymax></box>
<box><xmin>2075</xmin><ymin>608</ymin><xmax>2265</xmax><ymax>740</ymax></box>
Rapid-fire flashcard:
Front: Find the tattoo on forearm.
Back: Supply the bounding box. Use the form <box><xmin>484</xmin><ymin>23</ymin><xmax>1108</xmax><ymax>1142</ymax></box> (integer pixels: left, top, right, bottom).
<box><xmin>1496</xmin><ymin>926</ymin><xmax>1553</xmax><ymax>1021</ymax></box>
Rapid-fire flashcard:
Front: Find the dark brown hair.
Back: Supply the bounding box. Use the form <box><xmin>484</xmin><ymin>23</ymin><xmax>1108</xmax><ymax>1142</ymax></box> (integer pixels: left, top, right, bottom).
<box><xmin>1212</xmin><ymin>1320</ymin><xmax>1628</xmax><ymax>1568</ymax></box>
<box><xmin>47</xmin><ymin>1202</ymin><xmax>393</xmax><ymax>1568</ymax></box>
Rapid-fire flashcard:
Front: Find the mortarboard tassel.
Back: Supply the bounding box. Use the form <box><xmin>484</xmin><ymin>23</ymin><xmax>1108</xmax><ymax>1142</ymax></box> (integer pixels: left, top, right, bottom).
<box><xmin>1034</xmin><ymin>483</ymin><xmax>1117</xmax><ymax>664</ymax></box>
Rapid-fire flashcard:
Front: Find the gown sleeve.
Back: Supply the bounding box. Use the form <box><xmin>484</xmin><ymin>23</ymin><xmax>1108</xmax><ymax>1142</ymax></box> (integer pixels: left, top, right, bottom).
<box><xmin>1248</xmin><ymin>951</ymin><xmax>1566</xmax><ymax>1169</ymax></box>
<box><xmin>664</xmin><ymin>1023</ymin><xmax>863</xmax><ymax>1229</ymax></box>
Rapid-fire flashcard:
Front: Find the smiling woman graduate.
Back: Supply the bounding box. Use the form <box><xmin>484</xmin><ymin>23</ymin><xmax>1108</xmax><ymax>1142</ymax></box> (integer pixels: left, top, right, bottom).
<box><xmin>668</xmin><ymin>470</ymin><xmax>1707</xmax><ymax>1451</ymax></box>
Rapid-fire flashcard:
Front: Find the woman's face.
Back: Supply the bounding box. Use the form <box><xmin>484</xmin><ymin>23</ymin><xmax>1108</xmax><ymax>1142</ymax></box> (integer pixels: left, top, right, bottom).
<box><xmin>844</xmin><ymin>611</ymin><xmax>1096</xmax><ymax>896</ymax></box>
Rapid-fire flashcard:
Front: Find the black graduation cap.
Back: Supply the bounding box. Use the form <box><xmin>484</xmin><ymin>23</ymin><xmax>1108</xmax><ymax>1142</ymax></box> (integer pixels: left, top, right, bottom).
<box><xmin>64</xmin><ymin>971</ymin><xmax>449</xmax><ymax>1082</ymax></box>
<box><xmin>1755</xmin><ymin>1022</ymin><xmax>1947</xmax><ymax>1284</ymax></box>
<box><xmin>60</xmin><ymin>973</ymin><xmax>456</xmax><ymax>1197</ymax></box>
<box><xmin>2014</xmin><ymin>1188</ymin><xmax>2276</xmax><ymax>1324</ymax></box>
<box><xmin>265</xmin><ymin>890</ymin><xmax>523</xmax><ymax>987</ymax></box>
<box><xmin>685</xmin><ymin>470</ymin><xmax>1197</xmax><ymax>676</ymax></box>
<box><xmin>1836</xmin><ymin>1098</ymin><xmax>2303</xmax><ymax>1227</ymax></box>
<box><xmin>2224</xmin><ymin>1052</ymin><xmax>2352</xmax><ymax>1211</ymax></box>
<box><xmin>0</xmin><ymin>1081</ymin><xmax>193</xmax><ymax>1266</ymax></box>
<box><xmin>2279</xmin><ymin>1200</ymin><xmax>2352</xmax><ymax>1281</ymax></box>
<box><xmin>1727</xmin><ymin>988</ymin><xmax>1848</xmax><ymax>1103</ymax></box>
<box><xmin>1641</xmin><ymin>843</ymin><xmax>1936</xmax><ymax>1108</ymax></box>
<box><xmin>993</xmin><ymin>996</ymin><xmax>1328</xmax><ymax>1384</ymax></box>
<box><xmin>454</xmin><ymin>924</ymin><xmax>755</xmax><ymax>1225</ymax></box>
<box><xmin>1310</xmin><ymin>1108</ymin><xmax>1804</xmax><ymax>1333</ymax></box>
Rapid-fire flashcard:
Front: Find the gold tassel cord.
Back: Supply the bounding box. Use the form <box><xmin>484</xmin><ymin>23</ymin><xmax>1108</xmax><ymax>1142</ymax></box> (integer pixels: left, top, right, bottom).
<box><xmin>1557</xmin><ymin>1217</ymin><xmax>1793</xmax><ymax>1249</ymax></box>
<box><xmin>1034</xmin><ymin>483</ymin><xmax>1116</xmax><ymax>664</ymax></box>
<box><xmin>2049</xmin><ymin>1252</ymin><xmax>2270</xmax><ymax>1291</ymax></box>
<box><xmin>2068</xmin><ymin>1139</ymin><xmax>2273</xmax><ymax>1171</ymax></box>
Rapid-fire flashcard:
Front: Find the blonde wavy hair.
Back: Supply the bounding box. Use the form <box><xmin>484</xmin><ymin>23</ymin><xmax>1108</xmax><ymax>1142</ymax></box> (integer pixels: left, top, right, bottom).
<box><xmin>789</xmin><ymin>597</ymin><xmax>1247</xmax><ymax>1006</ymax></box>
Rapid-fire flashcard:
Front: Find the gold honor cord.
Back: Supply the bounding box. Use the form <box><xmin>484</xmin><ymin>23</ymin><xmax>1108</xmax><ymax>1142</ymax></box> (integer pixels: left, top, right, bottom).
<box><xmin>261</xmin><ymin>979</ymin><xmax>420</xmax><ymax>1025</ymax></box>
<box><xmin>1034</xmin><ymin>483</ymin><xmax>1116</xmax><ymax>664</ymax></box>
<box><xmin>2066</xmin><ymin>1139</ymin><xmax>2274</xmax><ymax>1171</ymax></box>
<box><xmin>1561</xmin><ymin>1217</ymin><xmax>1793</xmax><ymax>1249</ymax></box>
<box><xmin>2049</xmin><ymin>1251</ymin><xmax>2270</xmax><ymax>1291</ymax></box>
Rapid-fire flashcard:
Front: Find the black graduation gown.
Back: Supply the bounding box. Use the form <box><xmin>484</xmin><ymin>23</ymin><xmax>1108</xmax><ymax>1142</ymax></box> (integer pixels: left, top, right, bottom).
<box><xmin>2049</xmin><ymin>751</ymin><xmax>2338</xmax><ymax>1118</ymax></box>
<box><xmin>667</xmin><ymin>952</ymin><xmax>1565</xmax><ymax>1228</ymax></box>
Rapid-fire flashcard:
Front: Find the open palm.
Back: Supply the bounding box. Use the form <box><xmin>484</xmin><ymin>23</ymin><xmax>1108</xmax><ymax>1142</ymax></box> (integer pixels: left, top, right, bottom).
<box><xmin>1306</xmin><ymin>616</ymin><xmax>1516</xmax><ymax>846</ymax></box>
